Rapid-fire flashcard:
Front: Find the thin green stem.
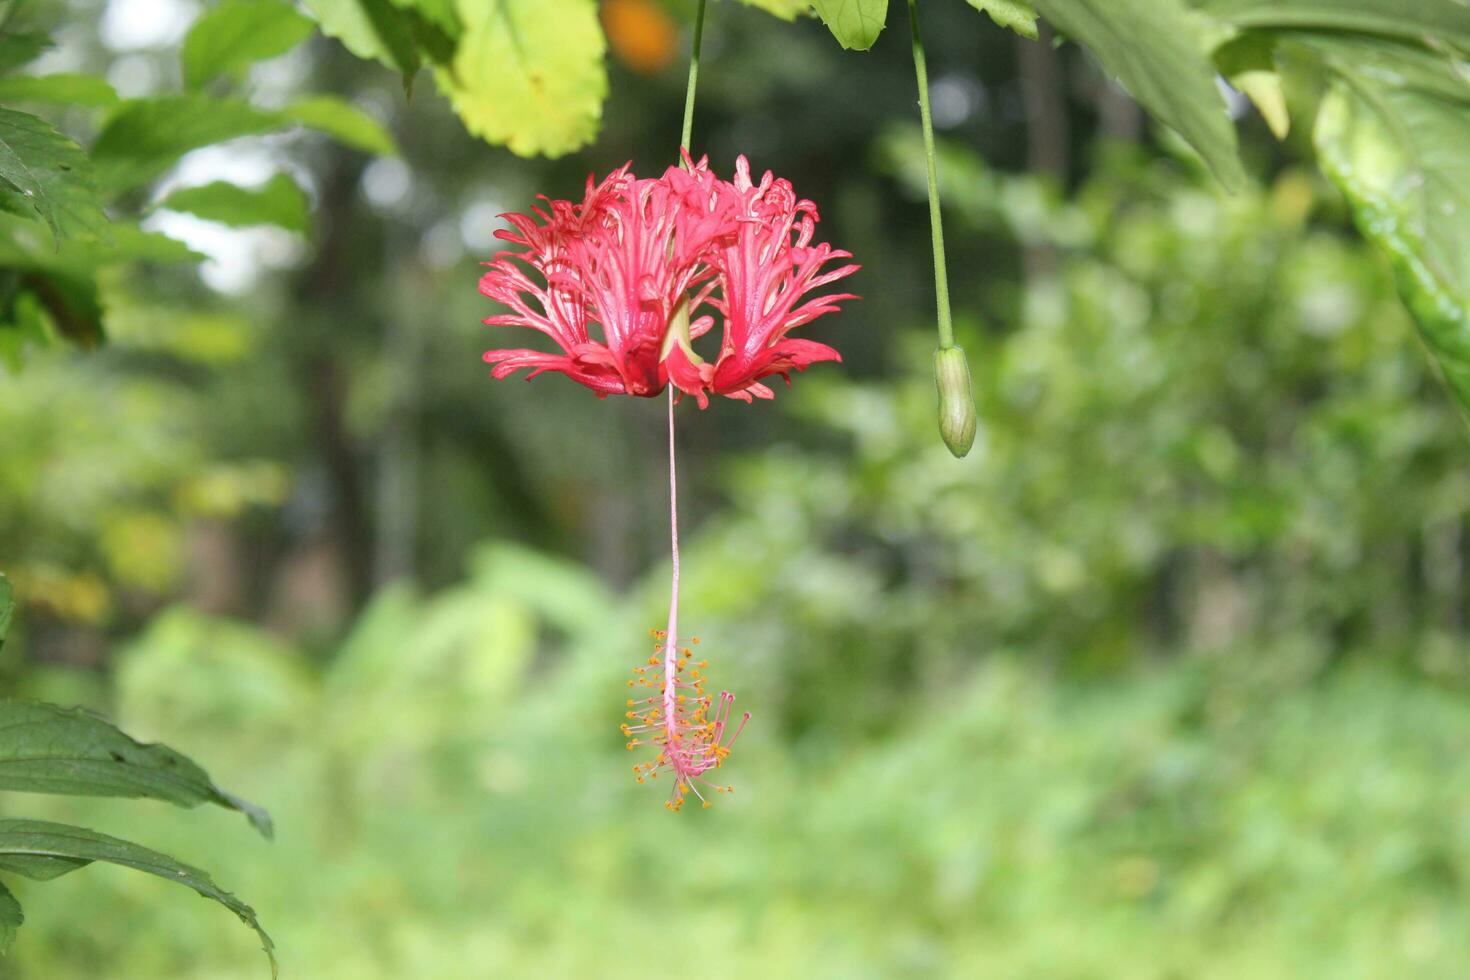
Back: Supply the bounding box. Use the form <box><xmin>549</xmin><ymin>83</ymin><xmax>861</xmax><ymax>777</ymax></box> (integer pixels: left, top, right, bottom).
<box><xmin>679</xmin><ymin>0</ymin><xmax>708</xmax><ymax>159</ymax></box>
<box><xmin>908</xmin><ymin>0</ymin><xmax>954</xmax><ymax>349</ymax></box>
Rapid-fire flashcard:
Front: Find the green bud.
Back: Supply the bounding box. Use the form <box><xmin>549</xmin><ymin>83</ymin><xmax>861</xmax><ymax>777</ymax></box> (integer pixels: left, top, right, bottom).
<box><xmin>933</xmin><ymin>345</ymin><xmax>977</xmax><ymax>458</ymax></box>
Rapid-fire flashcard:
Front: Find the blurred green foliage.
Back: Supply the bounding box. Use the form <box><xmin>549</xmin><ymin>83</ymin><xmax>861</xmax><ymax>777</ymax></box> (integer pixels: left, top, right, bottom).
<box><xmin>4</xmin><ymin>0</ymin><xmax>1470</xmax><ymax>974</ymax></box>
<box><xmin>7</xmin><ymin>542</ymin><xmax>1470</xmax><ymax>978</ymax></box>
<box><xmin>6</xmin><ymin>139</ymin><xmax>1470</xmax><ymax>974</ymax></box>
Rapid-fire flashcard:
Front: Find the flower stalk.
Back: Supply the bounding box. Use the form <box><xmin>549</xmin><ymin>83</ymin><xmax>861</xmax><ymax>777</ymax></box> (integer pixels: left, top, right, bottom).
<box><xmin>679</xmin><ymin>0</ymin><xmax>707</xmax><ymax>157</ymax></box>
<box><xmin>908</xmin><ymin>0</ymin><xmax>977</xmax><ymax>458</ymax></box>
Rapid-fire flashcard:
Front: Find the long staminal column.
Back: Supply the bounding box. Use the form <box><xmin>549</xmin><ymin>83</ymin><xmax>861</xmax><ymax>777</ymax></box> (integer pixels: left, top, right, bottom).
<box><xmin>624</xmin><ymin>392</ymin><xmax>748</xmax><ymax>810</ymax></box>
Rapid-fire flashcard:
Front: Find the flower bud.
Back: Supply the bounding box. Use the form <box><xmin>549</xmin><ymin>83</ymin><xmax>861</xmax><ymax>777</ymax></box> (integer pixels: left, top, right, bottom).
<box><xmin>933</xmin><ymin>345</ymin><xmax>977</xmax><ymax>458</ymax></box>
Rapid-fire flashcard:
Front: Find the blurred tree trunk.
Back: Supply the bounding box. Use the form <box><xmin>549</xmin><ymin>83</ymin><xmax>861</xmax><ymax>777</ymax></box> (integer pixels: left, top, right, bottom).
<box><xmin>296</xmin><ymin>160</ymin><xmax>375</xmax><ymax>614</ymax></box>
<box><xmin>1017</xmin><ymin>22</ymin><xmax>1068</xmax><ymax>182</ymax></box>
<box><xmin>1017</xmin><ymin>23</ymin><xmax>1066</xmax><ymax>279</ymax></box>
<box><xmin>374</xmin><ymin>257</ymin><xmax>426</xmax><ymax>587</ymax></box>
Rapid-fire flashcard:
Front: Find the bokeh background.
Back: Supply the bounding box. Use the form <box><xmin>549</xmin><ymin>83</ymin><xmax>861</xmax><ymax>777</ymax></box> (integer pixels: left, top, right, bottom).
<box><xmin>5</xmin><ymin>0</ymin><xmax>1470</xmax><ymax>977</ymax></box>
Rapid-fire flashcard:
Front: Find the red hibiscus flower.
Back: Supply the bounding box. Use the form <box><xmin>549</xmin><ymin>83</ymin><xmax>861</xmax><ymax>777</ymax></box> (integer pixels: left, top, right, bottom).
<box><xmin>479</xmin><ymin>156</ymin><xmax>857</xmax><ymax>406</ymax></box>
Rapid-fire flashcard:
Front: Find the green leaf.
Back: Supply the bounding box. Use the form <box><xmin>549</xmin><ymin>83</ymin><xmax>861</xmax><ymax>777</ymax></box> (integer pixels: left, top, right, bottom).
<box><xmin>0</xmin><ymin>819</ymin><xmax>275</xmax><ymax>976</ymax></box>
<box><xmin>0</xmin><ymin>32</ymin><xmax>50</xmax><ymax>75</ymax></box>
<box><xmin>1031</xmin><ymin>0</ymin><xmax>1246</xmax><ymax>190</ymax></box>
<box><xmin>967</xmin><ymin>0</ymin><xmax>1039</xmax><ymax>39</ymax></box>
<box><xmin>282</xmin><ymin>95</ymin><xmax>397</xmax><ymax>155</ymax></box>
<box><xmin>301</xmin><ymin>0</ymin><xmax>422</xmax><ymax>75</ymax></box>
<box><xmin>0</xmin><ymin>108</ymin><xmax>107</xmax><ymax>243</ymax></box>
<box><xmin>91</xmin><ymin>96</ymin><xmax>284</xmax><ymax>193</ymax></box>
<box><xmin>0</xmin><ymin>576</ymin><xmax>11</xmax><ymax>653</ymax></box>
<box><xmin>0</xmin><ymin>700</ymin><xmax>273</xmax><ymax>837</ymax></box>
<box><xmin>437</xmin><ymin>0</ymin><xmax>606</xmax><ymax>158</ymax></box>
<box><xmin>0</xmin><ymin>74</ymin><xmax>118</xmax><ymax>108</ymax></box>
<box><xmin>182</xmin><ymin>0</ymin><xmax>316</xmax><ymax>89</ymax></box>
<box><xmin>1195</xmin><ymin>0</ymin><xmax>1470</xmax><ymax>53</ymax></box>
<box><xmin>159</xmin><ymin>174</ymin><xmax>309</xmax><ymax>234</ymax></box>
<box><xmin>1310</xmin><ymin>39</ymin><xmax>1470</xmax><ymax>416</ymax></box>
<box><xmin>811</xmin><ymin>0</ymin><xmax>888</xmax><ymax>50</ymax></box>
<box><xmin>0</xmin><ymin>881</ymin><xmax>21</xmax><ymax>955</ymax></box>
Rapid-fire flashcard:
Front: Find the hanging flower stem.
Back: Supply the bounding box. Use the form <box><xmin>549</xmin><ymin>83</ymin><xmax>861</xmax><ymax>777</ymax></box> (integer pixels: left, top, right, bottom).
<box><xmin>908</xmin><ymin>0</ymin><xmax>953</xmax><ymax>349</ymax></box>
<box><xmin>907</xmin><ymin>0</ymin><xmax>977</xmax><ymax>457</ymax></box>
<box><xmin>679</xmin><ymin>0</ymin><xmax>707</xmax><ymax>157</ymax></box>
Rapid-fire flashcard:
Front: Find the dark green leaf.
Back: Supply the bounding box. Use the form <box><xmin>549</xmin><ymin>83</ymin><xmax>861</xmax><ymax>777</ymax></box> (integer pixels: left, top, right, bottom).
<box><xmin>182</xmin><ymin>0</ymin><xmax>316</xmax><ymax>89</ymax></box>
<box><xmin>0</xmin><ymin>107</ymin><xmax>107</xmax><ymax>242</ymax></box>
<box><xmin>967</xmin><ymin>0</ymin><xmax>1039</xmax><ymax>39</ymax></box>
<box><xmin>91</xmin><ymin>96</ymin><xmax>284</xmax><ymax>193</ymax></box>
<box><xmin>0</xmin><ymin>880</ymin><xmax>21</xmax><ymax>955</ymax></box>
<box><xmin>1196</xmin><ymin>0</ymin><xmax>1470</xmax><ymax>53</ymax></box>
<box><xmin>0</xmin><ymin>31</ymin><xmax>50</xmax><ymax>75</ymax></box>
<box><xmin>301</xmin><ymin>0</ymin><xmax>422</xmax><ymax>75</ymax></box>
<box><xmin>0</xmin><ymin>852</ymin><xmax>85</xmax><ymax>880</ymax></box>
<box><xmin>0</xmin><ymin>819</ymin><xmax>275</xmax><ymax>977</ymax></box>
<box><xmin>282</xmin><ymin>96</ymin><xmax>397</xmax><ymax>155</ymax></box>
<box><xmin>0</xmin><ymin>74</ymin><xmax>118</xmax><ymax>108</ymax></box>
<box><xmin>0</xmin><ymin>218</ymin><xmax>203</xmax><ymax>348</ymax></box>
<box><xmin>437</xmin><ymin>0</ymin><xmax>606</xmax><ymax>158</ymax></box>
<box><xmin>811</xmin><ymin>0</ymin><xmax>889</xmax><ymax>50</ymax></box>
<box><xmin>388</xmin><ymin>0</ymin><xmax>459</xmax><ymax>36</ymax></box>
<box><xmin>1032</xmin><ymin>0</ymin><xmax>1246</xmax><ymax>190</ymax></box>
<box><xmin>0</xmin><ymin>700</ymin><xmax>273</xmax><ymax>837</ymax></box>
<box><xmin>160</xmin><ymin>174</ymin><xmax>309</xmax><ymax>234</ymax></box>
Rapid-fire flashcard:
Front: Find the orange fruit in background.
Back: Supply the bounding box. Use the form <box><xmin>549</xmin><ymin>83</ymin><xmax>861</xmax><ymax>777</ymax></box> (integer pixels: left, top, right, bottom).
<box><xmin>602</xmin><ymin>0</ymin><xmax>678</xmax><ymax>75</ymax></box>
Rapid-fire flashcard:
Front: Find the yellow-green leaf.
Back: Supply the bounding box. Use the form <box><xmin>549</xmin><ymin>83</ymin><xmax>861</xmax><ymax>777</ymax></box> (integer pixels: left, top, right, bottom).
<box><xmin>737</xmin><ymin>0</ymin><xmax>811</xmax><ymax>20</ymax></box>
<box><xmin>811</xmin><ymin>0</ymin><xmax>889</xmax><ymax>51</ymax></box>
<box><xmin>1214</xmin><ymin>32</ymin><xmax>1288</xmax><ymax>138</ymax></box>
<box><xmin>437</xmin><ymin>0</ymin><xmax>606</xmax><ymax>158</ymax></box>
<box><xmin>967</xmin><ymin>0</ymin><xmax>1039</xmax><ymax>39</ymax></box>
